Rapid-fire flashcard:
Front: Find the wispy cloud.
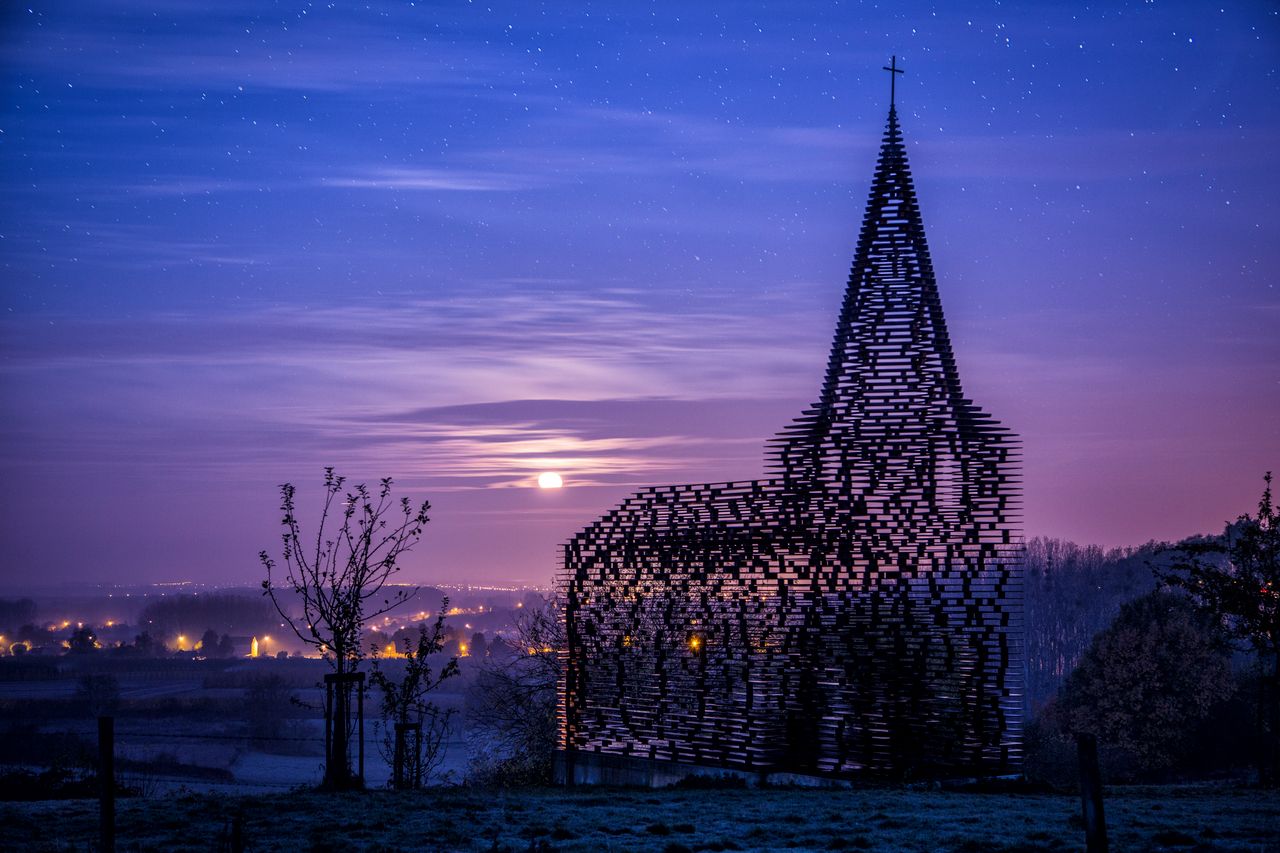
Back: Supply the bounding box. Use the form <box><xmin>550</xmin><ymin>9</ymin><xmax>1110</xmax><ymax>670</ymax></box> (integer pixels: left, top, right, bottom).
<box><xmin>320</xmin><ymin>168</ymin><xmax>541</xmax><ymax>192</ymax></box>
<box><xmin>0</xmin><ymin>285</ymin><xmax>824</xmax><ymax>490</ymax></box>
<box><xmin>125</xmin><ymin>179</ymin><xmax>267</xmax><ymax>197</ymax></box>
<box><xmin>322</xmin><ymin>397</ymin><xmax>795</xmax><ymax>489</ymax></box>
<box><xmin>7</xmin><ymin>4</ymin><xmax>549</xmax><ymax>95</ymax></box>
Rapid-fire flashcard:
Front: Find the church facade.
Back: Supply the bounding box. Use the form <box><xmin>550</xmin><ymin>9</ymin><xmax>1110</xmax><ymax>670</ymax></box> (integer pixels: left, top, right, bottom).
<box><xmin>559</xmin><ymin>97</ymin><xmax>1022</xmax><ymax>783</ymax></box>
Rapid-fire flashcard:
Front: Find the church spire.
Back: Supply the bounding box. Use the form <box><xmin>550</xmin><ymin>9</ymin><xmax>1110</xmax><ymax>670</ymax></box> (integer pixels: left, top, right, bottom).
<box><xmin>771</xmin><ymin>69</ymin><xmax>967</xmax><ymax>477</ymax></box>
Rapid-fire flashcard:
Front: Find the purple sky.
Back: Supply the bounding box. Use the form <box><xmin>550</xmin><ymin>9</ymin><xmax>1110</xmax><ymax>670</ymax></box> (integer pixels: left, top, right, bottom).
<box><xmin>2</xmin><ymin>2</ymin><xmax>1277</xmax><ymax>588</ymax></box>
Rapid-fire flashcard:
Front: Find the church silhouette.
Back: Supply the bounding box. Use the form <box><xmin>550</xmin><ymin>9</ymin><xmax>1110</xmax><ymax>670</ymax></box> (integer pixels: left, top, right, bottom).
<box><xmin>560</xmin><ymin>65</ymin><xmax>1022</xmax><ymax>784</ymax></box>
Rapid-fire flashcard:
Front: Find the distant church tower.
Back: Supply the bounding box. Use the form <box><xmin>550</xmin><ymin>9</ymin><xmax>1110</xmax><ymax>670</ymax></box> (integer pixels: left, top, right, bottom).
<box><xmin>560</xmin><ymin>61</ymin><xmax>1022</xmax><ymax>783</ymax></box>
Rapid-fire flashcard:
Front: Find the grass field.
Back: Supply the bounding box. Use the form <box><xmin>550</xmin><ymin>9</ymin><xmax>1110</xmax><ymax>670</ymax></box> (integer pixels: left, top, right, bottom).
<box><xmin>1</xmin><ymin>784</ymin><xmax>1277</xmax><ymax>852</ymax></box>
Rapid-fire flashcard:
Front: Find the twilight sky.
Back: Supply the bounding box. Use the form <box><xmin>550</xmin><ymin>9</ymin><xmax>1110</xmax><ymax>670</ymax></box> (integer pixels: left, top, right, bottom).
<box><xmin>1</xmin><ymin>1</ymin><xmax>1277</xmax><ymax>588</ymax></box>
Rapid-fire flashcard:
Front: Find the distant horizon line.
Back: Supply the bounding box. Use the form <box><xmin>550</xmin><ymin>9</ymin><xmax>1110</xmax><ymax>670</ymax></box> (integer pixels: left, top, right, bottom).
<box><xmin>0</xmin><ymin>580</ymin><xmax>557</xmax><ymax>597</ymax></box>
<box><xmin>0</xmin><ymin>528</ymin><xmax>1213</xmax><ymax>598</ymax></box>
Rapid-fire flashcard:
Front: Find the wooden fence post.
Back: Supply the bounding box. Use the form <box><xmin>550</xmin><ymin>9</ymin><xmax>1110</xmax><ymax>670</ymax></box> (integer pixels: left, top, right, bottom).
<box><xmin>98</xmin><ymin>715</ymin><xmax>115</xmax><ymax>853</ymax></box>
<box><xmin>357</xmin><ymin>673</ymin><xmax>365</xmax><ymax>783</ymax></box>
<box><xmin>323</xmin><ymin>675</ymin><xmax>333</xmax><ymax>780</ymax></box>
<box><xmin>1076</xmin><ymin>733</ymin><xmax>1108</xmax><ymax>853</ymax></box>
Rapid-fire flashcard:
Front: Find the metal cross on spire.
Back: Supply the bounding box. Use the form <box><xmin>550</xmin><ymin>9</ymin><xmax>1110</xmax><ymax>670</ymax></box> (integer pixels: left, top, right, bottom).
<box><xmin>882</xmin><ymin>55</ymin><xmax>904</xmax><ymax>106</ymax></box>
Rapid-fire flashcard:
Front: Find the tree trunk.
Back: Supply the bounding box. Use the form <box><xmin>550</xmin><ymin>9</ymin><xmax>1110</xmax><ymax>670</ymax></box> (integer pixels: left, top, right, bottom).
<box><xmin>393</xmin><ymin>721</ymin><xmax>406</xmax><ymax>790</ymax></box>
<box><xmin>326</xmin><ymin>659</ymin><xmax>355</xmax><ymax>789</ymax></box>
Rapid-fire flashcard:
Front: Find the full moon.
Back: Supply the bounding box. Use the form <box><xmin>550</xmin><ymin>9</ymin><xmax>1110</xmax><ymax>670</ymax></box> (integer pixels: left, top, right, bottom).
<box><xmin>537</xmin><ymin>472</ymin><xmax>564</xmax><ymax>489</ymax></box>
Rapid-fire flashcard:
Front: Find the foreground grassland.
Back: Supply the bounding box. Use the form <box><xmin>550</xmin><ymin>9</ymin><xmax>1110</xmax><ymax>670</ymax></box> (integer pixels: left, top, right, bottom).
<box><xmin>1</xmin><ymin>784</ymin><xmax>1277</xmax><ymax>852</ymax></box>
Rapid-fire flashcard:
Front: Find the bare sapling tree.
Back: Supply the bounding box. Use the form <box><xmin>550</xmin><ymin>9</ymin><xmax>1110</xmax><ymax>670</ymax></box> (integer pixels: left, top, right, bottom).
<box><xmin>370</xmin><ymin>599</ymin><xmax>460</xmax><ymax>789</ymax></box>
<box><xmin>467</xmin><ymin>594</ymin><xmax>563</xmax><ymax>785</ymax></box>
<box><xmin>260</xmin><ymin>467</ymin><xmax>431</xmax><ymax>789</ymax></box>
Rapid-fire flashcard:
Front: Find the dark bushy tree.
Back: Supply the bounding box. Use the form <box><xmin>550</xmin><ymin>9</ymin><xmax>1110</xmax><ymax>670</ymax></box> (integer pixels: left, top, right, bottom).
<box><xmin>1056</xmin><ymin>590</ymin><xmax>1232</xmax><ymax>776</ymax></box>
<box><xmin>199</xmin><ymin>628</ymin><xmax>221</xmax><ymax>657</ymax></box>
<box><xmin>1159</xmin><ymin>472</ymin><xmax>1280</xmax><ymax>784</ymax></box>
<box><xmin>131</xmin><ymin>631</ymin><xmax>160</xmax><ymax>656</ymax></box>
<box><xmin>67</xmin><ymin>626</ymin><xmax>98</xmax><ymax>654</ymax></box>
